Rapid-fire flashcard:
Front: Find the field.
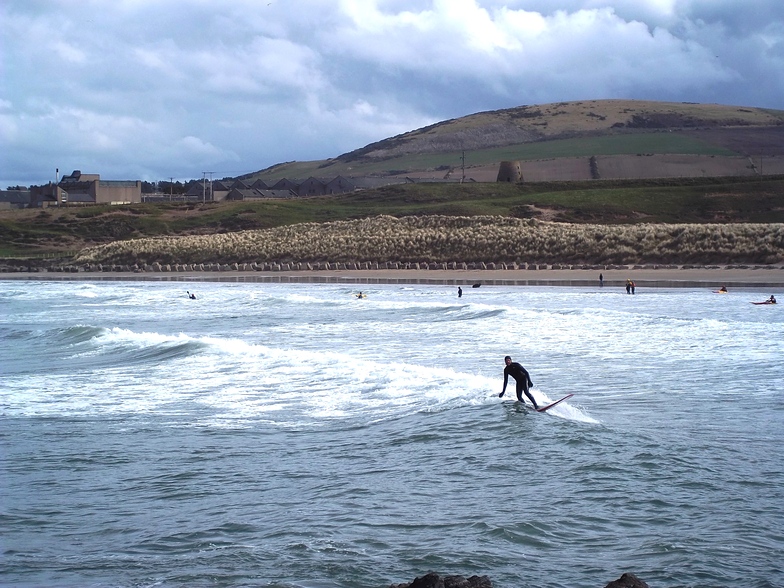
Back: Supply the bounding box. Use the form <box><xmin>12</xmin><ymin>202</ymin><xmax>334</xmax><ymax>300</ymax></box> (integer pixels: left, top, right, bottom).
<box><xmin>247</xmin><ymin>100</ymin><xmax>784</xmax><ymax>182</ymax></box>
<box><xmin>2</xmin><ymin>176</ymin><xmax>784</xmax><ymax>266</ymax></box>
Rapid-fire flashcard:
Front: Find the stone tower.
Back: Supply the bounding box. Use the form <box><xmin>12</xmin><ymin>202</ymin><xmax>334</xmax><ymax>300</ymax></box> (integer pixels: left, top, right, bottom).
<box><xmin>497</xmin><ymin>161</ymin><xmax>523</xmax><ymax>183</ymax></box>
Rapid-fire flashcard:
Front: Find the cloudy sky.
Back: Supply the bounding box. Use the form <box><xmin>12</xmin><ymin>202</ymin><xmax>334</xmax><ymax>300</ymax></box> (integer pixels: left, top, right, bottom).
<box><xmin>2</xmin><ymin>0</ymin><xmax>783</xmax><ymax>188</ymax></box>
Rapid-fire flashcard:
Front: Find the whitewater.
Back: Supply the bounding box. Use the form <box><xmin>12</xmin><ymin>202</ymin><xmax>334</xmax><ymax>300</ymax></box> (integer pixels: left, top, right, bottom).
<box><xmin>1</xmin><ymin>279</ymin><xmax>783</xmax><ymax>588</ymax></box>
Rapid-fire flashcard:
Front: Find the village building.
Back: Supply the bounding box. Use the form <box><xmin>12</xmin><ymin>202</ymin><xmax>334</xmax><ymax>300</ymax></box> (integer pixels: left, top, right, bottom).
<box><xmin>297</xmin><ymin>177</ymin><xmax>326</xmax><ymax>196</ymax></box>
<box><xmin>325</xmin><ymin>175</ymin><xmax>355</xmax><ymax>194</ymax></box>
<box><xmin>225</xmin><ymin>188</ymin><xmax>296</xmax><ymax>201</ymax></box>
<box><xmin>29</xmin><ymin>170</ymin><xmax>142</xmax><ymax>207</ymax></box>
<box><xmin>0</xmin><ymin>189</ymin><xmax>33</xmax><ymax>209</ymax></box>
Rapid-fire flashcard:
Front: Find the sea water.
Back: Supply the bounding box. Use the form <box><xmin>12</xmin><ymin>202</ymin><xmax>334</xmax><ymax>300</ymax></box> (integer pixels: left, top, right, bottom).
<box><xmin>1</xmin><ymin>280</ymin><xmax>783</xmax><ymax>588</ymax></box>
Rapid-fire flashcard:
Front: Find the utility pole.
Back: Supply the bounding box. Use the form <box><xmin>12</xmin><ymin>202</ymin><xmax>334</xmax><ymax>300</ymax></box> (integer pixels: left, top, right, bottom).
<box><xmin>207</xmin><ymin>171</ymin><xmax>214</xmax><ymax>201</ymax></box>
<box><xmin>170</xmin><ymin>177</ymin><xmax>174</xmax><ymax>201</ymax></box>
<box><xmin>202</xmin><ymin>171</ymin><xmax>214</xmax><ymax>202</ymax></box>
<box><xmin>461</xmin><ymin>150</ymin><xmax>466</xmax><ymax>183</ymax></box>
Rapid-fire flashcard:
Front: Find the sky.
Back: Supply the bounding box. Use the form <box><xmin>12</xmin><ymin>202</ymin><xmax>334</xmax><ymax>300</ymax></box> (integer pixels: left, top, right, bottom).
<box><xmin>2</xmin><ymin>0</ymin><xmax>784</xmax><ymax>189</ymax></box>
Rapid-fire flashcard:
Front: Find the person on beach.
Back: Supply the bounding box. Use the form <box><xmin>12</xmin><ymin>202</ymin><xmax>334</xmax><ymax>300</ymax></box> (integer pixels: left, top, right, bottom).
<box><xmin>599</xmin><ymin>273</ymin><xmax>603</xmax><ymax>287</ymax></box>
<box><xmin>499</xmin><ymin>355</ymin><xmax>537</xmax><ymax>409</ymax></box>
<box><xmin>458</xmin><ymin>286</ymin><xmax>463</xmax><ymax>298</ymax></box>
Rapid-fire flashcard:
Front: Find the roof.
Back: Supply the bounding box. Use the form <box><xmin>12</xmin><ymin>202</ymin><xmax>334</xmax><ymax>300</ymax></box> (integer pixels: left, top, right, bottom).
<box><xmin>0</xmin><ymin>190</ymin><xmax>32</xmax><ymax>204</ymax></box>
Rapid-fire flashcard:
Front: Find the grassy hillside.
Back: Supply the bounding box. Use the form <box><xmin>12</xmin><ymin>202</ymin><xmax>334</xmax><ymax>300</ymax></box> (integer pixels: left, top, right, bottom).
<box><xmin>243</xmin><ymin>100</ymin><xmax>784</xmax><ymax>181</ymax></box>
<box><xmin>2</xmin><ymin>176</ymin><xmax>783</xmax><ymax>260</ymax></box>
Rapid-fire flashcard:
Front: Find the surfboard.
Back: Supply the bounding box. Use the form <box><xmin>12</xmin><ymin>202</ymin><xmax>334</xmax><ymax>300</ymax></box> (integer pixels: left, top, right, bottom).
<box><xmin>536</xmin><ymin>393</ymin><xmax>574</xmax><ymax>413</ymax></box>
<box><xmin>751</xmin><ymin>301</ymin><xmax>775</xmax><ymax>305</ymax></box>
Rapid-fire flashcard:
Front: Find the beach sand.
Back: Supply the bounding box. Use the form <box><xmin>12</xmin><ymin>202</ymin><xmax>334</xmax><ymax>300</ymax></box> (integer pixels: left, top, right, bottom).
<box><xmin>2</xmin><ymin>266</ymin><xmax>783</xmax><ymax>290</ymax></box>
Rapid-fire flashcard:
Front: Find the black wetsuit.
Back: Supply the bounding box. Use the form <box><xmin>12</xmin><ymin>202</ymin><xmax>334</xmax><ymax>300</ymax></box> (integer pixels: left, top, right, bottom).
<box><xmin>502</xmin><ymin>362</ymin><xmax>537</xmax><ymax>408</ymax></box>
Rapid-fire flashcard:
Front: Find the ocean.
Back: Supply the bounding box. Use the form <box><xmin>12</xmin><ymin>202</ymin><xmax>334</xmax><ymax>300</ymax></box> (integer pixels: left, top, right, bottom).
<box><xmin>1</xmin><ymin>279</ymin><xmax>783</xmax><ymax>588</ymax></box>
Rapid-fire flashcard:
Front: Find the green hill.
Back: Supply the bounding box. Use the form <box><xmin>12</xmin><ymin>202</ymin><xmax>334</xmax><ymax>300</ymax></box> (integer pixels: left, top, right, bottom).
<box><xmin>243</xmin><ymin>99</ymin><xmax>784</xmax><ymax>182</ymax></box>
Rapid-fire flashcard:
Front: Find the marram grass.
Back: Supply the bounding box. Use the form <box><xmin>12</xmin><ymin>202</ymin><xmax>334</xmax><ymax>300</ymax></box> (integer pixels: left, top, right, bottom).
<box><xmin>73</xmin><ymin>216</ymin><xmax>784</xmax><ymax>266</ymax></box>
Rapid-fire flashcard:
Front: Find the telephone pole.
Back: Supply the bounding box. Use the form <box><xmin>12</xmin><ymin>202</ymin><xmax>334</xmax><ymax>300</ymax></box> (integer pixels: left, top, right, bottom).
<box><xmin>202</xmin><ymin>171</ymin><xmax>214</xmax><ymax>202</ymax></box>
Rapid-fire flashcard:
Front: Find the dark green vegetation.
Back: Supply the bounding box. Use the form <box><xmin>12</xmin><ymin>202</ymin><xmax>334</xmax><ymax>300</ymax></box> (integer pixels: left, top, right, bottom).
<box><xmin>251</xmin><ymin>133</ymin><xmax>737</xmax><ymax>181</ymax></box>
<box><xmin>2</xmin><ymin>175</ymin><xmax>783</xmax><ymax>260</ymax></box>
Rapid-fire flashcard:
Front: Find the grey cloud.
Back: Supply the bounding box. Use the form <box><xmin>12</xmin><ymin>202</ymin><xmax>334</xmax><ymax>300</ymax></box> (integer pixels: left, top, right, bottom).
<box><xmin>1</xmin><ymin>0</ymin><xmax>782</xmax><ymax>189</ymax></box>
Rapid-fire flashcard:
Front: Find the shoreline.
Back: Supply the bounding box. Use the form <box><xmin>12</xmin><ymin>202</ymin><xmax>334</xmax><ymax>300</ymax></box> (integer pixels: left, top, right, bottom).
<box><xmin>2</xmin><ymin>266</ymin><xmax>783</xmax><ymax>289</ymax></box>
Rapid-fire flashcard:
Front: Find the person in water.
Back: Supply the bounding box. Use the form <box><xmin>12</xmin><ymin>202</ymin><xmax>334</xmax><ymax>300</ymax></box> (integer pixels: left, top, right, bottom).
<box><xmin>719</xmin><ymin>285</ymin><xmax>728</xmax><ymax>293</ymax></box>
<box><xmin>770</xmin><ymin>295</ymin><xmax>777</xmax><ymax>304</ymax></box>
<box><xmin>186</xmin><ymin>291</ymin><xmax>196</xmax><ymax>299</ymax></box>
<box><xmin>499</xmin><ymin>355</ymin><xmax>537</xmax><ymax>409</ymax></box>
<box><xmin>458</xmin><ymin>286</ymin><xmax>463</xmax><ymax>298</ymax></box>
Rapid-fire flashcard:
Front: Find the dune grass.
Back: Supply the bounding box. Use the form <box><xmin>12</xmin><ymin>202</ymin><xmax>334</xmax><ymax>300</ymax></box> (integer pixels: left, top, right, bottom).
<box><xmin>73</xmin><ymin>215</ymin><xmax>784</xmax><ymax>267</ymax></box>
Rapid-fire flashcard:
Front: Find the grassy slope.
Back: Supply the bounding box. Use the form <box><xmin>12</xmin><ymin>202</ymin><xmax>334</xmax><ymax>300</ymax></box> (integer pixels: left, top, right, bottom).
<box><xmin>2</xmin><ymin>176</ymin><xmax>783</xmax><ymax>258</ymax></box>
<box><xmin>245</xmin><ymin>99</ymin><xmax>784</xmax><ymax>181</ymax></box>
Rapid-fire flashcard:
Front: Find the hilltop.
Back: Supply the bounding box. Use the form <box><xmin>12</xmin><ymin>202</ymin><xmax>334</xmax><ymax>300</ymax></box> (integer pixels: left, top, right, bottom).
<box><xmin>245</xmin><ymin>99</ymin><xmax>784</xmax><ymax>182</ymax></box>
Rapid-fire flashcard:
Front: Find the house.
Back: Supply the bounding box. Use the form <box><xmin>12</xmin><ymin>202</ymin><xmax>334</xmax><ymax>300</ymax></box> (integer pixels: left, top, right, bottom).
<box><xmin>230</xmin><ymin>180</ymin><xmax>252</xmax><ymax>190</ymax></box>
<box><xmin>271</xmin><ymin>178</ymin><xmax>300</xmax><ymax>192</ymax></box>
<box><xmin>325</xmin><ymin>175</ymin><xmax>355</xmax><ymax>194</ymax></box>
<box><xmin>297</xmin><ymin>177</ymin><xmax>326</xmax><ymax>196</ymax></box>
<box><xmin>184</xmin><ymin>180</ymin><xmax>230</xmax><ymax>202</ymax></box>
<box><xmin>225</xmin><ymin>188</ymin><xmax>296</xmax><ymax>201</ymax></box>
<box><xmin>0</xmin><ymin>189</ymin><xmax>32</xmax><ymax>209</ymax></box>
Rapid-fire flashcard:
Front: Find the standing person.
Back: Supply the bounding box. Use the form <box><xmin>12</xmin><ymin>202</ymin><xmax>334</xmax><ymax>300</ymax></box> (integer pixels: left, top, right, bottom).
<box><xmin>498</xmin><ymin>356</ymin><xmax>537</xmax><ymax>409</ymax></box>
<box><xmin>599</xmin><ymin>273</ymin><xmax>604</xmax><ymax>287</ymax></box>
<box><xmin>631</xmin><ymin>281</ymin><xmax>636</xmax><ymax>295</ymax></box>
<box><xmin>458</xmin><ymin>286</ymin><xmax>463</xmax><ymax>298</ymax></box>
<box><xmin>625</xmin><ymin>279</ymin><xmax>632</xmax><ymax>294</ymax></box>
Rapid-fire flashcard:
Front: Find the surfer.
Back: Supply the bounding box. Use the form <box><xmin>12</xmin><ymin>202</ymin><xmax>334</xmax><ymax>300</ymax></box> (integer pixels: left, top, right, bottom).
<box><xmin>186</xmin><ymin>291</ymin><xmax>196</xmax><ymax>299</ymax></box>
<box><xmin>498</xmin><ymin>356</ymin><xmax>538</xmax><ymax>409</ymax></box>
<box><xmin>458</xmin><ymin>286</ymin><xmax>462</xmax><ymax>298</ymax></box>
<box><xmin>719</xmin><ymin>285</ymin><xmax>728</xmax><ymax>293</ymax></box>
<box><xmin>769</xmin><ymin>295</ymin><xmax>777</xmax><ymax>304</ymax></box>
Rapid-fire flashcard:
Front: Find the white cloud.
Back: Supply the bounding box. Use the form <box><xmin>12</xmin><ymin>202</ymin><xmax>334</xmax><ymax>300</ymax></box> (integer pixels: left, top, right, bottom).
<box><xmin>1</xmin><ymin>0</ymin><xmax>783</xmax><ymax>188</ymax></box>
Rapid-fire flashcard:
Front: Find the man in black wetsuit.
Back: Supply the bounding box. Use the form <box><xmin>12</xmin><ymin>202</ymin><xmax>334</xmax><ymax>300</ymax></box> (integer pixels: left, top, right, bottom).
<box><xmin>498</xmin><ymin>355</ymin><xmax>538</xmax><ymax>409</ymax></box>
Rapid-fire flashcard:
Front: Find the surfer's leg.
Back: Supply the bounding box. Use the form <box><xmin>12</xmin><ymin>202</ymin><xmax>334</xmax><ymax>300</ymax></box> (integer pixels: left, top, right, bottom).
<box><xmin>521</xmin><ymin>382</ymin><xmax>538</xmax><ymax>409</ymax></box>
<box><xmin>515</xmin><ymin>382</ymin><xmax>524</xmax><ymax>403</ymax></box>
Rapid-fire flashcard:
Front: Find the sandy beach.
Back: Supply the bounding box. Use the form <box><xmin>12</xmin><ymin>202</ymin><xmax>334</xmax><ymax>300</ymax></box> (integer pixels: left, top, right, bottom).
<box><xmin>2</xmin><ymin>266</ymin><xmax>784</xmax><ymax>290</ymax></box>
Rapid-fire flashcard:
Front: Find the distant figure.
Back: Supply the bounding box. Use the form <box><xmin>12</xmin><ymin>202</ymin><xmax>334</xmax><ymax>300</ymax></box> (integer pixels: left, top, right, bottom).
<box><xmin>499</xmin><ymin>355</ymin><xmax>537</xmax><ymax>409</ymax></box>
<box><xmin>458</xmin><ymin>286</ymin><xmax>463</xmax><ymax>298</ymax></box>
<box><xmin>186</xmin><ymin>291</ymin><xmax>196</xmax><ymax>299</ymax></box>
<box><xmin>356</xmin><ymin>291</ymin><xmax>365</xmax><ymax>299</ymax></box>
<box><xmin>625</xmin><ymin>279</ymin><xmax>632</xmax><ymax>294</ymax></box>
<box><xmin>719</xmin><ymin>285</ymin><xmax>728</xmax><ymax>293</ymax></box>
<box><xmin>770</xmin><ymin>295</ymin><xmax>777</xmax><ymax>304</ymax></box>
<box><xmin>599</xmin><ymin>273</ymin><xmax>604</xmax><ymax>287</ymax></box>
<box><xmin>631</xmin><ymin>281</ymin><xmax>636</xmax><ymax>295</ymax></box>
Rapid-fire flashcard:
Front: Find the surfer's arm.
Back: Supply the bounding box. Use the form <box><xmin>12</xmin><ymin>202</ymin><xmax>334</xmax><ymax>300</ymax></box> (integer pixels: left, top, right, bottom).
<box><xmin>499</xmin><ymin>369</ymin><xmax>509</xmax><ymax>397</ymax></box>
